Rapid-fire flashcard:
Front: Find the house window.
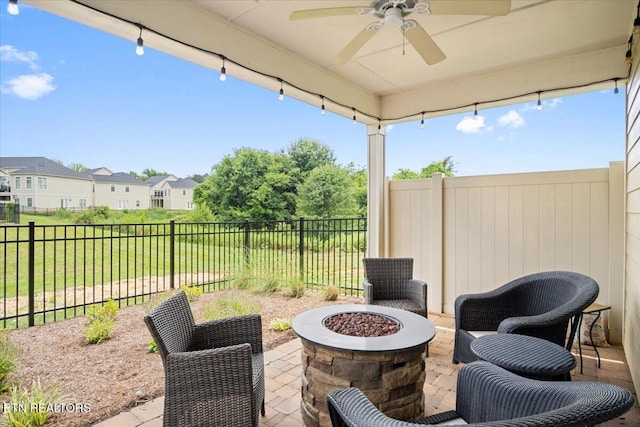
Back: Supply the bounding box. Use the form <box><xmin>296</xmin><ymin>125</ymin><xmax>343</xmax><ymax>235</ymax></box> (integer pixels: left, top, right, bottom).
<box><xmin>136</xmin><ymin>200</ymin><xmax>140</xmax><ymax>208</ymax></box>
<box><xmin>118</xmin><ymin>200</ymin><xmax>127</xmax><ymax>209</ymax></box>
<box><xmin>26</xmin><ymin>177</ymin><xmax>32</xmax><ymax>189</ymax></box>
<box><xmin>27</xmin><ymin>197</ymin><xmax>33</xmax><ymax>207</ymax></box>
<box><xmin>79</xmin><ymin>199</ymin><xmax>87</xmax><ymax>208</ymax></box>
<box><xmin>37</xmin><ymin>177</ymin><xmax>48</xmax><ymax>190</ymax></box>
<box><xmin>183</xmin><ymin>189</ymin><xmax>186</xmax><ymax>195</ymax></box>
<box><xmin>15</xmin><ymin>177</ymin><xmax>21</xmax><ymax>189</ymax></box>
<box><xmin>111</xmin><ymin>185</ymin><xmax>116</xmax><ymax>192</ymax></box>
<box><xmin>125</xmin><ymin>186</ymin><xmax>130</xmax><ymax>193</ymax></box>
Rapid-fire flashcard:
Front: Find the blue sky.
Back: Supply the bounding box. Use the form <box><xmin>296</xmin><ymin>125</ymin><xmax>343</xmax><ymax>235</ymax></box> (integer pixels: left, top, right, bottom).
<box><xmin>0</xmin><ymin>4</ymin><xmax>626</xmax><ymax>179</ymax></box>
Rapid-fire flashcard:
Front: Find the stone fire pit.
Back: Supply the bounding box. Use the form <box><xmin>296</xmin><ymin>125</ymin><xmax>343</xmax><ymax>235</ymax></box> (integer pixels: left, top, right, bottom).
<box><xmin>292</xmin><ymin>304</ymin><xmax>435</xmax><ymax>427</ymax></box>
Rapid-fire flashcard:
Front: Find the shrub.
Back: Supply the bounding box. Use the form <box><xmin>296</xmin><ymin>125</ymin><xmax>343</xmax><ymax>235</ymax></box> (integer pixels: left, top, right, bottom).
<box><xmin>86</xmin><ymin>299</ymin><xmax>118</xmax><ymax>323</ymax></box>
<box><xmin>84</xmin><ymin>318</ymin><xmax>114</xmax><ymax>344</ymax></box>
<box><xmin>0</xmin><ymin>331</ymin><xmax>21</xmax><ymax>392</ymax></box>
<box><xmin>180</xmin><ymin>285</ymin><xmax>203</xmax><ymax>301</ymax></box>
<box><xmin>2</xmin><ymin>380</ymin><xmax>65</xmax><ymax>427</ymax></box>
<box><xmin>148</xmin><ymin>339</ymin><xmax>158</xmax><ymax>354</ymax></box>
<box><xmin>269</xmin><ymin>318</ymin><xmax>292</xmax><ymax>332</ymax></box>
<box><xmin>287</xmin><ymin>279</ymin><xmax>306</xmax><ymax>298</ymax></box>
<box><xmin>202</xmin><ymin>297</ymin><xmax>261</xmax><ymax>321</ymax></box>
<box><xmin>84</xmin><ymin>300</ymin><xmax>118</xmax><ymax>344</ymax></box>
<box><xmin>323</xmin><ymin>284</ymin><xmax>339</xmax><ymax>301</ymax></box>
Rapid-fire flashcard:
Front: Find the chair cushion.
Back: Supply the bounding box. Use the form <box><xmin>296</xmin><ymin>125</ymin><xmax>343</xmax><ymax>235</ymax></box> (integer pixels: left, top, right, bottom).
<box><xmin>373</xmin><ymin>299</ymin><xmax>423</xmax><ymax>313</ymax></box>
<box><xmin>469</xmin><ymin>331</ymin><xmax>497</xmax><ymax>338</ymax></box>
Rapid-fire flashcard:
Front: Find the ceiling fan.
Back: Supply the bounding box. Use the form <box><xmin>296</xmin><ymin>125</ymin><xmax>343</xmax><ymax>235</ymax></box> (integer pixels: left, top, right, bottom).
<box><xmin>290</xmin><ymin>0</ymin><xmax>511</xmax><ymax>66</ymax></box>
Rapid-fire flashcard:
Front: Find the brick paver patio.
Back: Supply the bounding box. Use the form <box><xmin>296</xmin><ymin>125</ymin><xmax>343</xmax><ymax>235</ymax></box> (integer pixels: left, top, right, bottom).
<box><xmin>94</xmin><ymin>313</ymin><xmax>639</xmax><ymax>427</ymax></box>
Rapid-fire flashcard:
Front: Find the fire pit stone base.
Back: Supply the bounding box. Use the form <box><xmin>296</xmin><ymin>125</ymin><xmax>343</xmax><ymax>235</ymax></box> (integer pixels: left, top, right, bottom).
<box><xmin>300</xmin><ymin>339</ymin><xmax>426</xmax><ymax>427</ymax></box>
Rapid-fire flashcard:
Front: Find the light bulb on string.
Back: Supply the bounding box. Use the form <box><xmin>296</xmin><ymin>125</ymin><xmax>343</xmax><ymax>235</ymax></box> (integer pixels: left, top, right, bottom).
<box><xmin>136</xmin><ymin>26</ymin><xmax>144</xmax><ymax>56</ymax></box>
<box><xmin>473</xmin><ymin>103</ymin><xmax>479</xmax><ymax>120</ymax></box>
<box><xmin>536</xmin><ymin>92</ymin><xmax>542</xmax><ymax>111</ymax></box>
<box><xmin>278</xmin><ymin>81</ymin><xmax>284</xmax><ymax>101</ymax></box>
<box><xmin>220</xmin><ymin>58</ymin><xmax>226</xmax><ymax>82</ymax></box>
<box><xmin>352</xmin><ymin>108</ymin><xmax>357</xmax><ymax>124</ymax></box>
<box><xmin>420</xmin><ymin>112</ymin><xmax>425</xmax><ymax>128</ymax></box>
<box><xmin>321</xmin><ymin>97</ymin><xmax>326</xmax><ymax>115</ymax></box>
<box><xmin>7</xmin><ymin>0</ymin><xmax>19</xmax><ymax>15</ymax></box>
<box><xmin>614</xmin><ymin>79</ymin><xmax>619</xmax><ymax>94</ymax></box>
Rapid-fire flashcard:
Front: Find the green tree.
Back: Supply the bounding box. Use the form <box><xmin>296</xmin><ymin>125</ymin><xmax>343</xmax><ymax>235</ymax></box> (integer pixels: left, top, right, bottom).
<box><xmin>187</xmin><ymin>173</ymin><xmax>208</xmax><ymax>183</ymax></box>
<box><xmin>68</xmin><ymin>163</ymin><xmax>88</xmax><ymax>173</ymax></box>
<box><xmin>346</xmin><ymin>163</ymin><xmax>367</xmax><ymax>216</ymax></box>
<box><xmin>194</xmin><ymin>147</ymin><xmax>298</xmax><ymax>222</ymax></box>
<box><xmin>141</xmin><ymin>168</ymin><xmax>168</xmax><ymax>180</ymax></box>
<box><xmin>392</xmin><ymin>156</ymin><xmax>456</xmax><ymax>180</ymax></box>
<box><xmin>286</xmin><ymin>138</ymin><xmax>336</xmax><ymax>176</ymax></box>
<box><xmin>296</xmin><ymin>164</ymin><xmax>356</xmax><ymax>218</ymax></box>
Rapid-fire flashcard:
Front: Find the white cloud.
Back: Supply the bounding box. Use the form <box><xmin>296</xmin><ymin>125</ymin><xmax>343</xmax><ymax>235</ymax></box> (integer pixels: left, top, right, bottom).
<box><xmin>546</xmin><ymin>97</ymin><xmax>563</xmax><ymax>110</ymax></box>
<box><xmin>498</xmin><ymin>110</ymin><xmax>525</xmax><ymax>128</ymax></box>
<box><xmin>1</xmin><ymin>73</ymin><xmax>56</xmax><ymax>100</ymax></box>
<box><xmin>520</xmin><ymin>97</ymin><xmax>564</xmax><ymax>112</ymax></box>
<box><xmin>456</xmin><ymin>116</ymin><xmax>490</xmax><ymax>134</ymax></box>
<box><xmin>0</xmin><ymin>45</ymin><xmax>39</xmax><ymax>70</ymax></box>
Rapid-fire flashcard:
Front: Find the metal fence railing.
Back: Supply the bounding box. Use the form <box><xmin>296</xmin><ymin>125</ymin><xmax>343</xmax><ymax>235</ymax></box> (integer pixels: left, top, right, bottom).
<box><xmin>0</xmin><ymin>203</ymin><xmax>20</xmax><ymax>224</ymax></box>
<box><xmin>0</xmin><ymin>217</ymin><xmax>366</xmax><ymax>328</ymax></box>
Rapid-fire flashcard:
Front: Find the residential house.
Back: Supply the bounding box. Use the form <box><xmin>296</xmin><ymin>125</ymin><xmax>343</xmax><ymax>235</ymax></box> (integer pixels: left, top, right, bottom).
<box><xmin>0</xmin><ymin>157</ymin><xmax>92</xmax><ymax>210</ymax></box>
<box><xmin>147</xmin><ymin>175</ymin><xmax>197</xmax><ymax>210</ymax></box>
<box><xmin>0</xmin><ymin>157</ymin><xmax>196</xmax><ymax>211</ymax></box>
<box><xmin>82</xmin><ymin>167</ymin><xmax>150</xmax><ymax>210</ymax></box>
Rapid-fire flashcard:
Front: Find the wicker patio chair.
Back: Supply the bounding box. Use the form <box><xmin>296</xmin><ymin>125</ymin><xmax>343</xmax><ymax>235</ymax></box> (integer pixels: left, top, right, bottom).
<box><xmin>144</xmin><ymin>290</ymin><xmax>265</xmax><ymax>427</ymax></box>
<box><xmin>362</xmin><ymin>258</ymin><xmax>427</xmax><ymax>317</ymax></box>
<box><xmin>453</xmin><ymin>271</ymin><xmax>599</xmax><ymax>364</ymax></box>
<box><xmin>327</xmin><ymin>361</ymin><xmax>635</xmax><ymax>426</ymax></box>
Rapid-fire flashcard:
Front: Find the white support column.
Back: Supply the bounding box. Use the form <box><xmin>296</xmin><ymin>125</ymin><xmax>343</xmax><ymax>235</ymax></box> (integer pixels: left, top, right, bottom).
<box><xmin>367</xmin><ymin>124</ymin><xmax>386</xmax><ymax>257</ymax></box>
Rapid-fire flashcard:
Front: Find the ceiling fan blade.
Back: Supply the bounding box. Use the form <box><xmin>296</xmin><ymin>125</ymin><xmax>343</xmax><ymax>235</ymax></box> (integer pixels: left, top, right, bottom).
<box><xmin>427</xmin><ymin>0</ymin><xmax>511</xmax><ymax>16</ymax></box>
<box><xmin>290</xmin><ymin>6</ymin><xmax>367</xmax><ymax>21</ymax></box>
<box><xmin>402</xmin><ymin>21</ymin><xmax>446</xmax><ymax>65</ymax></box>
<box><xmin>334</xmin><ymin>26</ymin><xmax>380</xmax><ymax>64</ymax></box>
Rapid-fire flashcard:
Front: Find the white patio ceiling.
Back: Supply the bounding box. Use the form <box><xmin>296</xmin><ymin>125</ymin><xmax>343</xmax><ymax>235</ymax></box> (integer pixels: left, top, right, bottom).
<box><xmin>23</xmin><ymin>0</ymin><xmax>636</xmax><ymax>125</ymax></box>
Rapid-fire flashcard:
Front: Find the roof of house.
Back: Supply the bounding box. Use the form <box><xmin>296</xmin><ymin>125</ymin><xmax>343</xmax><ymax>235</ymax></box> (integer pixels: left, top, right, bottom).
<box><xmin>87</xmin><ymin>171</ymin><xmax>148</xmax><ymax>185</ymax></box>
<box><xmin>0</xmin><ymin>157</ymin><xmax>90</xmax><ymax>180</ymax></box>
<box><xmin>145</xmin><ymin>175</ymin><xmax>177</xmax><ymax>185</ymax></box>
<box><xmin>167</xmin><ymin>178</ymin><xmax>198</xmax><ymax>189</ymax></box>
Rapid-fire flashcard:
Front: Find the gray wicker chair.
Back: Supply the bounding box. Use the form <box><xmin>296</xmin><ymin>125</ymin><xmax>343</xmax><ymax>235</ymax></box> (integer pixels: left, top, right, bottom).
<box><xmin>144</xmin><ymin>290</ymin><xmax>265</xmax><ymax>427</ymax></box>
<box><xmin>363</xmin><ymin>258</ymin><xmax>427</xmax><ymax>317</ymax></box>
<box><xmin>327</xmin><ymin>361</ymin><xmax>635</xmax><ymax>426</ymax></box>
<box><xmin>453</xmin><ymin>271</ymin><xmax>599</xmax><ymax>364</ymax></box>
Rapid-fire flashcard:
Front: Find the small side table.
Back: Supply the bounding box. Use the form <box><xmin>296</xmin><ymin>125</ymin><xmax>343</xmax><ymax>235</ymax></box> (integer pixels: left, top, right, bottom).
<box><xmin>577</xmin><ymin>303</ymin><xmax>611</xmax><ymax>374</ymax></box>
<box><xmin>471</xmin><ymin>334</ymin><xmax>576</xmax><ymax>380</ymax></box>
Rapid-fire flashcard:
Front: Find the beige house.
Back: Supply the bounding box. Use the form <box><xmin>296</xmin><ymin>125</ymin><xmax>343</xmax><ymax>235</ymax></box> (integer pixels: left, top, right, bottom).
<box><xmin>147</xmin><ymin>175</ymin><xmax>197</xmax><ymax>210</ymax></box>
<box><xmin>19</xmin><ymin>0</ymin><xmax>640</xmax><ymax>396</ymax></box>
<box><xmin>83</xmin><ymin>167</ymin><xmax>150</xmax><ymax>210</ymax></box>
<box><xmin>0</xmin><ymin>157</ymin><xmax>195</xmax><ymax>211</ymax></box>
<box><xmin>0</xmin><ymin>157</ymin><xmax>93</xmax><ymax>210</ymax></box>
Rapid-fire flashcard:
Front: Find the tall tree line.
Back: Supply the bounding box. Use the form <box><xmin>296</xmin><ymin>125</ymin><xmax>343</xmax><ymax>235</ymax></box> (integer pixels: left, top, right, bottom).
<box><xmin>193</xmin><ymin>138</ymin><xmax>455</xmax><ymax>222</ymax></box>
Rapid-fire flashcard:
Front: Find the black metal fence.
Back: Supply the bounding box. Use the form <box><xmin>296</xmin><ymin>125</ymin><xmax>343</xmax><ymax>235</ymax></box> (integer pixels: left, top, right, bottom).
<box><xmin>0</xmin><ymin>203</ymin><xmax>20</xmax><ymax>224</ymax></box>
<box><xmin>0</xmin><ymin>217</ymin><xmax>366</xmax><ymax>328</ymax></box>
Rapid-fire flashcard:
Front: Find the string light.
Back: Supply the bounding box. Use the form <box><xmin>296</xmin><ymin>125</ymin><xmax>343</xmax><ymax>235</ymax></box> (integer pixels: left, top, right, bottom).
<box><xmin>62</xmin><ymin>0</ymin><xmax>632</xmax><ymax>130</ymax></box>
<box><xmin>321</xmin><ymin>97</ymin><xmax>326</xmax><ymax>115</ymax></box>
<box><xmin>378</xmin><ymin>120</ymin><xmax>381</xmax><ymax>130</ymax></box>
<box><xmin>614</xmin><ymin>79</ymin><xmax>619</xmax><ymax>94</ymax></box>
<box><xmin>136</xmin><ymin>25</ymin><xmax>144</xmax><ymax>56</ymax></box>
<box><xmin>220</xmin><ymin>57</ymin><xmax>226</xmax><ymax>81</ymax></box>
<box><xmin>473</xmin><ymin>103</ymin><xmax>479</xmax><ymax>120</ymax></box>
<box><xmin>420</xmin><ymin>112</ymin><xmax>425</xmax><ymax>128</ymax></box>
<box><xmin>7</xmin><ymin>0</ymin><xmax>19</xmax><ymax>15</ymax></box>
<box><xmin>536</xmin><ymin>91</ymin><xmax>542</xmax><ymax>110</ymax></box>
